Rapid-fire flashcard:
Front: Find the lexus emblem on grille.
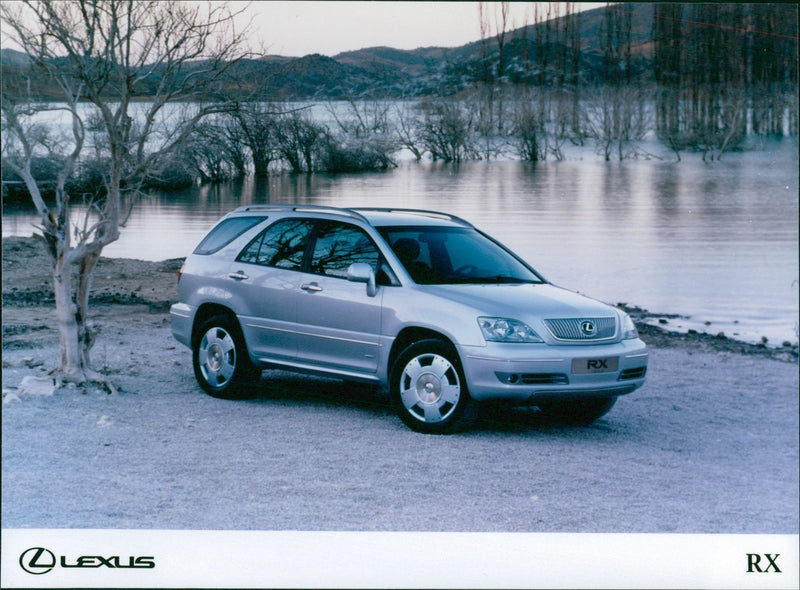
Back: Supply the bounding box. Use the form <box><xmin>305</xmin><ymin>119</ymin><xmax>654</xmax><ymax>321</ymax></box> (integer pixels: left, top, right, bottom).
<box><xmin>581</xmin><ymin>321</ymin><xmax>596</xmax><ymax>336</ymax></box>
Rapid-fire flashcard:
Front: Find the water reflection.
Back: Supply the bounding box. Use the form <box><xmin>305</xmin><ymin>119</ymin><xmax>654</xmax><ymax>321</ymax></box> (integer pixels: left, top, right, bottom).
<box><xmin>3</xmin><ymin>148</ymin><xmax>798</xmax><ymax>345</ymax></box>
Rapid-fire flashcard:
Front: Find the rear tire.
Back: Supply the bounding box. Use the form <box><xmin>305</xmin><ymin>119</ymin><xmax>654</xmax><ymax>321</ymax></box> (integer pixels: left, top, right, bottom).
<box><xmin>390</xmin><ymin>339</ymin><xmax>477</xmax><ymax>434</ymax></box>
<box><xmin>537</xmin><ymin>397</ymin><xmax>617</xmax><ymax>425</ymax></box>
<box><xmin>192</xmin><ymin>314</ymin><xmax>261</xmax><ymax>399</ymax></box>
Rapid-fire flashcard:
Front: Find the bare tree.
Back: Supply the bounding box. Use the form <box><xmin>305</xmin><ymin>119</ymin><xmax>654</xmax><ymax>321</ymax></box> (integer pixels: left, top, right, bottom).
<box><xmin>393</xmin><ymin>103</ymin><xmax>425</xmax><ymax>161</ymax></box>
<box><xmin>1</xmin><ymin>0</ymin><xmax>248</xmax><ymax>390</ymax></box>
<box><xmin>326</xmin><ymin>96</ymin><xmax>391</xmax><ymax>138</ymax></box>
<box><xmin>322</xmin><ymin>96</ymin><xmax>398</xmax><ymax>171</ymax></box>
<box><xmin>232</xmin><ymin>102</ymin><xmax>285</xmax><ymax>177</ymax></box>
<box><xmin>476</xmin><ymin>1</ymin><xmax>511</xmax><ymax>147</ymax></box>
<box><xmin>477</xmin><ymin>1</ymin><xmax>494</xmax><ymax>137</ymax></box>
<box><xmin>582</xmin><ymin>85</ymin><xmax>652</xmax><ymax>161</ymax></box>
<box><xmin>492</xmin><ymin>1</ymin><xmax>511</xmax><ymax>135</ymax></box>
<box><xmin>652</xmin><ymin>3</ymin><xmax>797</xmax><ymax>153</ymax></box>
<box><xmin>419</xmin><ymin>98</ymin><xmax>477</xmax><ymax>162</ymax></box>
<box><xmin>513</xmin><ymin>92</ymin><xmax>547</xmax><ymax>162</ymax></box>
<box><xmin>275</xmin><ymin>110</ymin><xmax>327</xmax><ymax>173</ymax></box>
<box><xmin>186</xmin><ymin>117</ymin><xmax>249</xmax><ymax>182</ymax></box>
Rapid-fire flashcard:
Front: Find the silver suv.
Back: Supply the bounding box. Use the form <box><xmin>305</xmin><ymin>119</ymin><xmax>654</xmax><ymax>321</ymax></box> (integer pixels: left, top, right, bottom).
<box><xmin>171</xmin><ymin>205</ymin><xmax>647</xmax><ymax>433</ymax></box>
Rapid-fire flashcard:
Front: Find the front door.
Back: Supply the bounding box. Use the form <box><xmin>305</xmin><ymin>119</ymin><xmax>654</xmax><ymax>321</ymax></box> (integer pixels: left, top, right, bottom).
<box><xmin>295</xmin><ymin>221</ymin><xmax>383</xmax><ymax>374</ymax></box>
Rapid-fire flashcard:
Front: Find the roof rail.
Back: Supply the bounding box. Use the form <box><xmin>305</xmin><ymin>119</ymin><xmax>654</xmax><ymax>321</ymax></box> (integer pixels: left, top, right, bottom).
<box><xmin>232</xmin><ymin>205</ymin><xmax>470</xmax><ymax>227</ymax></box>
<box><xmin>233</xmin><ymin>204</ymin><xmax>368</xmax><ymax>223</ymax></box>
<box><xmin>291</xmin><ymin>206</ymin><xmax>369</xmax><ymax>223</ymax></box>
<box><xmin>233</xmin><ymin>205</ymin><xmax>288</xmax><ymax>213</ymax></box>
<box><xmin>352</xmin><ymin>207</ymin><xmax>472</xmax><ymax>227</ymax></box>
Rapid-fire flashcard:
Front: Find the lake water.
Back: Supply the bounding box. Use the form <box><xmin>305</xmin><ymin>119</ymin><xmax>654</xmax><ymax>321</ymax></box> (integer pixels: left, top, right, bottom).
<box><xmin>3</xmin><ymin>142</ymin><xmax>798</xmax><ymax>346</ymax></box>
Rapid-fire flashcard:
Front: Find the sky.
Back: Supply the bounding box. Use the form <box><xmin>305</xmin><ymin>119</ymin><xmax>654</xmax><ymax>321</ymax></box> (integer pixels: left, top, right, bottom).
<box><xmin>1</xmin><ymin>1</ymin><xmax>606</xmax><ymax>58</ymax></box>
<box><xmin>230</xmin><ymin>1</ymin><xmax>606</xmax><ymax>57</ymax></box>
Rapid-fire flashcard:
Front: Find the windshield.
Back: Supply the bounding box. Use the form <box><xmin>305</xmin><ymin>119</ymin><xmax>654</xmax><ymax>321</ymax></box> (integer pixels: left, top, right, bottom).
<box><xmin>379</xmin><ymin>226</ymin><xmax>546</xmax><ymax>285</ymax></box>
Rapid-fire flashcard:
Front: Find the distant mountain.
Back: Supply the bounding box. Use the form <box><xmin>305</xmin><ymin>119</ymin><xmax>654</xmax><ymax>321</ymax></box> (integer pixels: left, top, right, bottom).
<box><xmin>330</xmin><ymin>4</ymin><xmax>654</xmax><ymax>73</ymax></box>
<box><xmin>0</xmin><ymin>4</ymin><xmax>659</xmax><ymax>101</ymax></box>
<box><xmin>255</xmin><ymin>54</ymin><xmax>377</xmax><ymax>99</ymax></box>
<box><xmin>322</xmin><ymin>3</ymin><xmax>656</xmax><ymax>96</ymax></box>
<box><xmin>0</xmin><ymin>48</ymin><xmax>32</xmax><ymax>67</ymax></box>
<box><xmin>333</xmin><ymin>45</ymin><xmax>455</xmax><ymax>78</ymax></box>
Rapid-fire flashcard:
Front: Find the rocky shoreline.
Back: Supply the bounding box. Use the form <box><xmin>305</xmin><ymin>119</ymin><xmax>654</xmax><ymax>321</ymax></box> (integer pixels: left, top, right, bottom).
<box><xmin>2</xmin><ymin>236</ymin><xmax>798</xmax><ymax>363</ymax></box>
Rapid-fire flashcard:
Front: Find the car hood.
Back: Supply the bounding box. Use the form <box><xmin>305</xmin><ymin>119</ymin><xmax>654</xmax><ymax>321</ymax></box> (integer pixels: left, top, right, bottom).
<box><xmin>421</xmin><ymin>283</ymin><xmax>618</xmax><ymax>320</ymax></box>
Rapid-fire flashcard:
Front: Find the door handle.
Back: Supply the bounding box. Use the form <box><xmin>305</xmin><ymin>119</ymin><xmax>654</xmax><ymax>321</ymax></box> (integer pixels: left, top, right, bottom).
<box><xmin>228</xmin><ymin>271</ymin><xmax>249</xmax><ymax>280</ymax></box>
<box><xmin>301</xmin><ymin>282</ymin><xmax>323</xmax><ymax>292</ymax></box>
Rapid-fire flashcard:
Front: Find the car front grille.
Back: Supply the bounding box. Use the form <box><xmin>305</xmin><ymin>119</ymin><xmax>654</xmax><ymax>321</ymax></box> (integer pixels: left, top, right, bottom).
<box><xmin>543</xmin><ymin>317</ymin><xmax>617</xmax><ymax>341</ymax></box>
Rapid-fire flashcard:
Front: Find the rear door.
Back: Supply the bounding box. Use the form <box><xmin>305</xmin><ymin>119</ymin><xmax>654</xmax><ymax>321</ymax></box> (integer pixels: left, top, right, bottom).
<box><xmin>232</xmin><ymin>218</ymin><xmax>315</xmax><ymax>363</ymax></box>
<box><xmin>295</xmin><ymin>221</ymin><xmax>384</xmax><ymax>374</ymax></box>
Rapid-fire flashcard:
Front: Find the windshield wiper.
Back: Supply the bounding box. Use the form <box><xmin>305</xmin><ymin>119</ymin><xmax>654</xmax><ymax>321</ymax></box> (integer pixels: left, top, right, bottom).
<box><xmin>450</xmin><ymin>275</ymin><xmax>539</xmax><ymax>284</ymax></box>
<box><xmin>488</xmin><ymin>275</ymin><xmax>539</xmax><ymax>284</ymax></box>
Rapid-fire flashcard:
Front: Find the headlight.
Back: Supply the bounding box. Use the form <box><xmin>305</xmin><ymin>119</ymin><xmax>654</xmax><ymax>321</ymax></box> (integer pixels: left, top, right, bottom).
<box><xmin>620</xmin><ymin>312</ymin><xmax>639</xmax><ymax>340</ymax></box>
<box><xmin>478</xmin><ymin>317</ymin><xmax>544</xmax><ymax>343</ymax></box>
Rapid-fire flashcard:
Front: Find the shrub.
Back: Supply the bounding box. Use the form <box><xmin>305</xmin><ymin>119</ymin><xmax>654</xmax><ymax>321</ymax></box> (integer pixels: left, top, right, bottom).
<box><xmin>321</xmin><ymin>136</ymin><xmax>397</xmax><ymax>173</ymax></box>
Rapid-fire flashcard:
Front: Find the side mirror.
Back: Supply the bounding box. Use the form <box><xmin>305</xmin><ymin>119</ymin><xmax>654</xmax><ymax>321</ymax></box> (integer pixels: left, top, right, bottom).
<box><xmin>346</xmin><ymin>263</ymin><xmax>377</xmax><ymax>297</ymax></box>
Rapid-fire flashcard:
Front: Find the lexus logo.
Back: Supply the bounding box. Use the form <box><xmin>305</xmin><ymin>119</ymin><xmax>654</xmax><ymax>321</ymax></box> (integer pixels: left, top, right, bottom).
<box><xmin>20</xmin><ymin>547</ymin><xmax>56</xmax><ymax>575</ymax></box>
<box><xmin>18</xmin><ymin>546</ymin><xmax>156</xmax><ymax>574</ymax></box>
<box><xmin>581</xmin><ymin>320</ymin><xmax>596</xmax><ymax>336</ymax></box>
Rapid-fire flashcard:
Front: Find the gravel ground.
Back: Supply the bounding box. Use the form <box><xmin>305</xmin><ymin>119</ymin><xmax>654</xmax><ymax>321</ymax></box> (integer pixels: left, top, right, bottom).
<box><xmin>2</xmin><ymin>237</ymin><xmax>798</xmax><ymax>533</ymax></box>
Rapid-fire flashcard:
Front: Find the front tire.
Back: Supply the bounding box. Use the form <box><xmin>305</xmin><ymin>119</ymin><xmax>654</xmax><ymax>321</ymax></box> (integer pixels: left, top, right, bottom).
<box><xmin>537</xmin><ymin>396</ymin><xmax>617</xmax><ymax>425</ymax></box>
<box><xmin>390</xmin><ymin>339</ymin><xmax>476</xmax><ymax>434</ymax></box>
<box><xmin>192</xmin><ymin>314</ymin><xmax>260</xmax><ymax>399</ymax></box>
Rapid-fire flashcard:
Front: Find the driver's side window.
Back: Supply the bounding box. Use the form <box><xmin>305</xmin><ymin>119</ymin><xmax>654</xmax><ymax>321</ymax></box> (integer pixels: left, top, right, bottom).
<box><xmin>309</xmin><ymin>222</ymin><xmax>380</xmax><ymax>278</ymax></box>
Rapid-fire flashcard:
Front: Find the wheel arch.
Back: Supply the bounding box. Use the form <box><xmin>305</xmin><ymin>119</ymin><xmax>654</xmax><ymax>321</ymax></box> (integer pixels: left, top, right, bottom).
<box><xmin>191</xmin><ymin>303</ymin><xmax>241</xmax><ymax>347</ymax></box>
<box><xmin>388</xmin><ymin>327</ymin><xmax>459</xmax><ymax>373</ymax></box>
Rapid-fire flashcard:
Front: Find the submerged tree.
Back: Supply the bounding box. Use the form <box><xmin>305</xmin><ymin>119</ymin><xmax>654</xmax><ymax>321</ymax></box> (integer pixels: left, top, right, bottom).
<box><xmin>0</xmin><ymin>0</ymin><xmax>247</xmax><ymax>390</ymax></box>
<box><xmin>652</xmin><ymin>2</ymin><xmax>798</xmax><ymax>156</ymax></box>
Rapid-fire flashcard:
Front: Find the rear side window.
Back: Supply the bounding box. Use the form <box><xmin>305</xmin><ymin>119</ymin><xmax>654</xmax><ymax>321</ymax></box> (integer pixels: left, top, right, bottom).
<box><xmin>193</xmin><ymin>216</ymin><xmax>265</xmax><ymax>255</ymax></box>
<box><xmin>238</xmin><ymin>218</ymin><xmax>315</xmax><ymax>270</ymax></box>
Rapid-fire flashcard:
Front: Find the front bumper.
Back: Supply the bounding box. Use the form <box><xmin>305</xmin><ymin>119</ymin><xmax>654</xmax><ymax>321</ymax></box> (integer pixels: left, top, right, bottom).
<box><xmin>459</xmin><ymin>338</ymin><xmax>648</xmax><ymax>402</ymax></box>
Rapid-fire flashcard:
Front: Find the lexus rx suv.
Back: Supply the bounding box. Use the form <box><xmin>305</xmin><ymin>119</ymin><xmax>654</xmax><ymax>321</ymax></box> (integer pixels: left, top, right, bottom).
<box><xmin>171</xmin><ymin>205</ymin><xmax>648</xmax><ymax>433</ymax></box>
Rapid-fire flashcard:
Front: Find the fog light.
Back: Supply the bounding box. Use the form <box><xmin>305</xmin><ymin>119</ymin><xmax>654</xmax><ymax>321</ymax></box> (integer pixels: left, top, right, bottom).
<box><xmin>496</xmin><ymin>372</ymin><xmax>521</xmax><ymax>384</ymax></box>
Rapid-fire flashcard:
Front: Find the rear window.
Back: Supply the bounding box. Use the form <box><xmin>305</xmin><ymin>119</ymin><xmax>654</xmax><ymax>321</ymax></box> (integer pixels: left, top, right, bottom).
<box><xmin>193</xmin><ymin>216</ymin><xmax>265</xmax><ymax>255</ymax></box>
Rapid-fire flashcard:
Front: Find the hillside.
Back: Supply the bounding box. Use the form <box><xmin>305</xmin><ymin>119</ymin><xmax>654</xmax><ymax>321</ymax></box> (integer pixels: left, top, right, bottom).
<box><xmin>2</xmin><ymin>3</ymin><xmax>796</xmax><ymax>101</ymax></box>
<box><xmin>0</xmin><ymin>4</ymin><xmax>656</xmax><ymax>100</ymax></box>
